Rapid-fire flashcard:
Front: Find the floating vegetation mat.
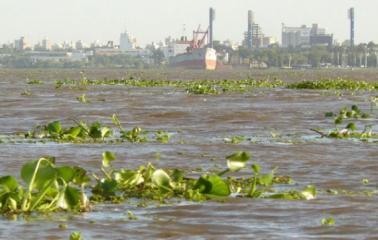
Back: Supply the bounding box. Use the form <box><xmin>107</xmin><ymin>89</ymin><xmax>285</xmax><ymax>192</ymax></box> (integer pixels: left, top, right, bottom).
<box><xmin>287</xmin><ymin>78</ymin><xmax>378</xmax><ymax>91</ymax></box>
<box><xmin>54</xmin><ymin>77</ymin><xmax>378</xmax><ymax>95</ymax></box>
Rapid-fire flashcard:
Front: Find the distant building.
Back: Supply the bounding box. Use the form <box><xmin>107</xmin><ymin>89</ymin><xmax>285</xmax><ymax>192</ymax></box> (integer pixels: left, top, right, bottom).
<box><xmin>75</xmin><ymin>40</ymin><xmax>84</xmax><ymax>50</ymax></box>
<box><xmin>242</xmin><ymin>11</ymin><xmax>275</xmax><ymax>48</ymax></box>
<box><xmin>14</xmin><ymin>37</ymin><xmax>29</xmax><ymax>51</ymax></box>
<box><xmin>26</xmin><ymin>51</ymin><xmax>71</xmax><ymax>62</ymax></box>
<box><xmin>41</xmin><ymin>38</ymin><xmax>51</xmax><ymax>51</ymax></box>
<box><xmin>310</xmin><ymin>34</ymin><xmax>333</xmax><ymax>47</ymax></box>
<box><xmin>262</xmin><ymin>37</ymin><xmax>278</xmax><ymax>47</ymax></box>
<box><xmin>309</xmin><ymin>24</ymin><xmax>333</xmax><ymax>46</ymax></box>
<box><xmin>71</xmin><ymin>51</ymin><xmax>92</xmax><ymax>61</ymax></box>
<box><xmin>90</xmin><ymin>40</ymin><xmax>101</xmax><ymax>49</ymax></box>
<box><xmin>282</xmin><ymin>24</ymin><xmax>333</xmax><ymax>48</ymax></box>
<box><xmin>282</xmin><ymin>25</ymin><xmax>311</xmax><ymax>48</ymax></box>
<box><xmin>94</xmin><ymin>48</ymin><xmax>122</xmax><ymax>56</ymax></box>
<box><xmin>60</xmin><ymin>41</ymin><xmax>75</xmax><ymax>50</ymax></box>
<box><xmin>120</xmin><ymin>30</ymin><xmax>137</xmax><ymax>51</ymax></box>
<box><xmin>25</xmin><ymin>50</ymin><xmax>91</xmax><ymax>62</ymax></box>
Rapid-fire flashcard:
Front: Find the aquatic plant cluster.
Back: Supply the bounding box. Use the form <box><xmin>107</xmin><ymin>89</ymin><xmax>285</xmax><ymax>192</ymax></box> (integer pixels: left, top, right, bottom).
<box><xmin>0</xmin><ymin>156</ymin><xmax>90</xmax><ymax>214</ymax></box>
<box><xmin>22</xmin><ymin>115</ymin><xmax>171</xmax><ymax>144</ymax></box>
<box><xmin>55</xmin><ymin>78</ymin><xmax>284</xmax><ymax>94</ymax></box>
<box><xmin>2</xmin><ymin>105</ymin><xmax>375</xmax><ymax>145</ymax></box>
<box><xmin>0</xmin><ymin>151</ymin><xmax>316</xmax><ymax>216</ymax></box>
<box><xmin>287</xmin><ymin>78</ymin><xmax>378</xmax><ymax>91</ymax></box>
<box><xmin>54</xmin><ymin>77</ymin><xmax>378</xmax><ymax>94</ymax></box>
<box><xmin>312</xmin><ymin>105</ymin><xmax>378</xmax><ymax>140</ymax></box>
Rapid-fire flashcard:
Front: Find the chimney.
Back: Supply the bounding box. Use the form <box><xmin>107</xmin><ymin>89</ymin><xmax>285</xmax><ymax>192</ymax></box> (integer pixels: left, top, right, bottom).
<box><xmin>209</xmin><ymin>8</ymin><xmax>215</xmax><ymax>48</ymax></box>
<box><xmin>349</xmin><ymin>8</ymin><xmax>355</xmax><ymax>47</ymax></box>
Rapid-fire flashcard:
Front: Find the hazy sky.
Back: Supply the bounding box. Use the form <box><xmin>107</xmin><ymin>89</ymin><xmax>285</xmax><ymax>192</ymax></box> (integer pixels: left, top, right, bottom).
<box><xmin>0</xmin><ymin>0</ymin><xmax>376</xmax><ymax>46</ymax></box>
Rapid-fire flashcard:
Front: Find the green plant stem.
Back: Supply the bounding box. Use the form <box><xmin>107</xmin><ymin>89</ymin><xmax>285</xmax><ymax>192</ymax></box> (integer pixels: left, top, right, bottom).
<box><xmin>248</xmin><ymin>175</ymin><xmax>258</xmax><ymax>197</ymax></box>
<box><xmin>217</xmin><ymin>169</ymin><xmax>230</xmax><ymax>177</ymax></box>
<box><xmin>21</xmin><ymin>158</ymin><xmax>45</xmax><ymax>211</ymax></box>
<box><xmin>29</xmin><ymin>180</ymin><xmax>55</xmax><ymax>211</ymax></box>
<box><xmin>101</xmin><ymin>167</ymin><xmax>112</xmax><ymax>180</ymax></box>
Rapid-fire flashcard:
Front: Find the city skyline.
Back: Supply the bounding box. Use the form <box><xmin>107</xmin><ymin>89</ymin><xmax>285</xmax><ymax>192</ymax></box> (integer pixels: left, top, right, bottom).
<box><xmin>0</xmin><ymin>0</ymin><xmax>376</xmax><ymax>46</ymax></box>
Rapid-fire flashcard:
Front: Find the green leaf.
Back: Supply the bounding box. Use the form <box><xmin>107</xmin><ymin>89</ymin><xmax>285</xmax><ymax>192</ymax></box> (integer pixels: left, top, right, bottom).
<box><xmin>114</xmin><ymin>170</ymin><xmax>144</xmax><ymax>187</ymax></box>
<box><xmin>127</xmin><ymin>210</ymin><xmax>138</xmax><ymax>220</ymax></box>
<box><xmin>112</xmin><ymin>114</ymin><xmax>121</xmax><ymax>127</ymax></box>
<box><xmin>21</xmin><ymin>158</ymin><xmax>57</xmax><ymax>190</ymax></box>
<box><xmin>93</xmin><ymin>179</ymin><xmax>118</xmax><ymax>196</ymax></box>
<box><xmin>7</xmin><ymin>197</ymin><xmax>18</xmax><ymax>211</ymax></box>
<box><xmin>65</xmin><ymin>127</ymin><xmax>82</xmax><ymax>138</ymax></box>
<box><xmin>69</xmin><ymin>231</ymin><xmax>83</xmax><ymax>240</ymax></box>
<box><xmin>72</xmin><ymin>167</ymin><xmax>90</xmax><ymax>185</ymax></box>
<box><xmin>351</xmin><ymin>105</ymin><xmax>359</xmax><ymax>112</ymax></box>
<box><xmin>334</xmin><ymin>116</ymin><xmax>343</xmax><ymax>125</ymax></box>
<box><xmin>301</xmin><ymin>185</ymin><xmax>317</xmax><ymax>200</ymax></box>
<box><xmin>76</xmin><ymin>94</ymin><xmax>88</xmax><ymax>104</ymax></box>
<box><xmin>100</xmin><ymin>127</ymin><xmax>112</xmax><ymax>139</ymax></box>
<box><xmin>47</xmin><ymin>121</ymin><xmax>62</xmax><ymax>135</ymax></box>
<box><xmin>194</xmin><ymin>175</ymin><xmax>230</xmax><ymax>196</ymax></box>
<box><xmin>89</xmin><ymin>122</ymin><xmax>102</xmax><ymax>139</ymax></box>
<box><xmin>171</xmin><ymin>169</ymin><xmax>185</xmax><ymax>182</ymax></box>
<box><xmin>57</xmin><ymin>166</ymin><xmax>75</xmax><ymax>183</ymax></box>
<box><xmin>0</xmin><ymin>176</ymin><xmax>19</xmax><ymax>192</ymax></box>
<box><xmin>361</xmin><ymin>113</ymin><xmax>369</xmax><ymax>119</ymax></box>
<box><xmin>252</xmin><ymin>164</ymin><xmax>261</xmax><ymax>174</ymax></box>
<box><xmin>226</xmin><ymin>151</ymin><xmax>251</xmax><ymax>172</ymax></box>
<box><xmin>152</xmin><ymin>169</ymin><xmax>172</xmax><ymax>191</ymax></box>
<box><xmin>155</xmin><ymin>131</ymin><xmax>172</xmax><ymax>144</ymax></box>
<box><xmin>259</xmin><ymin>173</ymin><xmax>274</xmax><ymax>187</ymax></box>
<box><xmin>102</xmin><ymin>151</ymin><xmax>116</xmax><ymax>168</ymax></box>
<box><xmin>346</xmin><ymin>122</ymin><xmax>357</xmax><ymax>131</ymax></box>
<box><xmin>64</xmin><ymin>186</ymin><xmax>80</xmax><ymax>209</ymax></box>
<box><xmin>321</xmin><ymin>217</ymin><xmax>335</xmax><ymax>225</ymax></box>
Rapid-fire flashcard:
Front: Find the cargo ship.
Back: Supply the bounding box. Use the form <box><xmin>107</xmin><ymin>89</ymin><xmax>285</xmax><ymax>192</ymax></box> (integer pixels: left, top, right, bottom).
<box><xmin>170</xmin><ymin>47</ymin><xmax>217</xmax><ymax>70</ymax></box>
<box><xmin>170</xmin><ymin>8</ymin><xmax>217</xmax><ymax>70</ymax></box>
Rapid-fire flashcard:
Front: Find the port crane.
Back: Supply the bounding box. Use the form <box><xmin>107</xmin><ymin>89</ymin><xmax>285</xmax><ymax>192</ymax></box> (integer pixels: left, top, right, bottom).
<box><xmin>187</xmin><ymin>25</ymin><xmax>209</xmax><ymax>52</ymax></box>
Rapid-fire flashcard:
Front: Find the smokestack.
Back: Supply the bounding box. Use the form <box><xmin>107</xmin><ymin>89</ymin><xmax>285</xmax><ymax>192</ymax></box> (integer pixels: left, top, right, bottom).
<box><xmin>209</xmin><ymin>7</ymin><xmax>215</xmax><ymax>48</ymax></box>
<box><xmin>247</xmin><ymin>10</ymin><xmax>254</xmax><ymax>49</ymax></box>
<box><xmin>348</xmin><ymin>8</ymin><xmax>355</xmax><ymax>47</ymax></box>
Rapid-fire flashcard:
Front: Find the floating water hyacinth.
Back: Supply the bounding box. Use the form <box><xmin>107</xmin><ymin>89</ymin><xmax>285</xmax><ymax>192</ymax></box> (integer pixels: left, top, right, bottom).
<box><xmin>0</xmin><ymin>151</ymin><xmax>321</xmax><ymax>216</ymax></box>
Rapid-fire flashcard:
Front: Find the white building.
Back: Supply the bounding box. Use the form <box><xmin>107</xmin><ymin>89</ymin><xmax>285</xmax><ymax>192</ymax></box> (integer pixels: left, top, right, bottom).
<box><xmin>120</xmin><ymin>30</ymin><xmax>137</xmax><ymax>51</ymax></box>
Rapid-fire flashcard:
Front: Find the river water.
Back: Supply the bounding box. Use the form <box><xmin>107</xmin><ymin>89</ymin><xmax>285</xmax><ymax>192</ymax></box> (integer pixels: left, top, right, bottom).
<box><xmin>0</xmin><ymin>75</ymin><xmax>377</xmax><ymax>239</ymax></box>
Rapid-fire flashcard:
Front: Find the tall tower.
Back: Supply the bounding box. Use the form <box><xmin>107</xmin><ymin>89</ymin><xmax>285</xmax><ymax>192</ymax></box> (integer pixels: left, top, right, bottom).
<box><xmin>348</xmin><ymin>8</ymin><xmax>355</xmax><ymax>47</ymax></box>
<box><xmin>209</xmin><ymin>8</ymin><xmax>215</xmax><ymax>48</ymax></box>
<box><xmin>247</xmin><ymin>10</ymin><xmax>254</xmax><ymax>49</ymax></box>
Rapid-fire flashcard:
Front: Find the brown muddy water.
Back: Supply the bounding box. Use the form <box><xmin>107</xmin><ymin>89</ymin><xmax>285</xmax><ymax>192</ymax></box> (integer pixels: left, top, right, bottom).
<box><xmin>0</xmin><ymin>75</ymin><xmax>377</xmax><ymax>239</ymax></box>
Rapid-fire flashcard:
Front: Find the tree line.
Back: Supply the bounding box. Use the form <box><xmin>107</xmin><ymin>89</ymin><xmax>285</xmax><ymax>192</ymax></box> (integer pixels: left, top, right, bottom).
<box><xmin>215</xmin><ymin>41</ymin><xmax>378</xmax><ymax>68</ymax></box>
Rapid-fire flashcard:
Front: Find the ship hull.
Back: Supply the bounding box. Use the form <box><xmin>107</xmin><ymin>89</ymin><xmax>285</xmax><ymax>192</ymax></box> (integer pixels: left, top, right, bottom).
<box><xmin>170</xmin><ymin>48</ymin><xmax>217</xmax><ymax>70</ymax></box>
